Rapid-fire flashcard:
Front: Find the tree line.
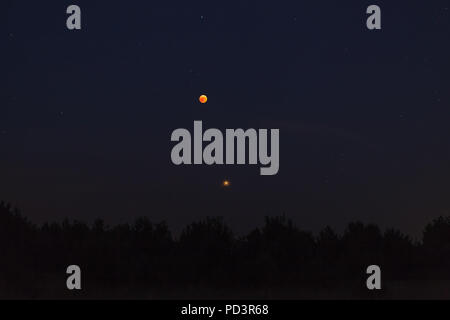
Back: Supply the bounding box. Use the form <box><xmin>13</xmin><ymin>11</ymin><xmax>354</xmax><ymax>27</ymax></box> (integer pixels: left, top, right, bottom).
<box><xmin>1</xmin><ymin>201</ymin><xmax>450</xmax><ymax>298</ymax></box>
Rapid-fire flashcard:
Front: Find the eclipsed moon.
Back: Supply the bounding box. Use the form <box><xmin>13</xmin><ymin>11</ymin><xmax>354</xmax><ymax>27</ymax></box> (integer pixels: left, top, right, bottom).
<box><xmin>199</xmin><ymin>94</ymin><xmax>208</xmax><ymax>104</ymax></box>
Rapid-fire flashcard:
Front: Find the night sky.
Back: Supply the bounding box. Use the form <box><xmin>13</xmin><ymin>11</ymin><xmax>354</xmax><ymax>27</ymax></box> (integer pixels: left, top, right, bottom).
<box><xmin>2</xmin><ymin>0</ymin><xmax>450</xmax><ymax>237</ymax></box>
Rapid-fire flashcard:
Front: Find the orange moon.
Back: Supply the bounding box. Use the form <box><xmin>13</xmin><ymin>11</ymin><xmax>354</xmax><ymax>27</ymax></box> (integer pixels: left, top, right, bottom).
<box><xmin>199</xmin><ymin>94</ymin><xmax>208</xmax><ymax>104</ymax></box>
<box><xmin>222</xmin><ymin>180</ymin><xmax>230</xmax><ymax>187</ymax></box>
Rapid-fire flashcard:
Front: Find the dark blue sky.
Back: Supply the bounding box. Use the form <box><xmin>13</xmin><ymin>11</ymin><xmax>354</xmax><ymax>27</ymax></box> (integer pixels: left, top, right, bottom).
<box><xmin>2</xmin><ymin>0</ymin><xmax>450</xmax><ymax>236</ymax></box>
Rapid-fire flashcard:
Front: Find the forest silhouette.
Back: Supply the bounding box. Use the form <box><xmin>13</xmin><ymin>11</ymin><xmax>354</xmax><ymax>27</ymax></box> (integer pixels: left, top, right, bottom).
<box><xmin>1</xmin><ymin>201</ymin><xmax>450</xmax><ymax>299</ymax></box>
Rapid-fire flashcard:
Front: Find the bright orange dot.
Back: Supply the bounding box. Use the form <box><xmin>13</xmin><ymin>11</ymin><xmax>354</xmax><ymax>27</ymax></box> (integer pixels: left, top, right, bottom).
<box><xmin>222</xmin><ymin>180</ymin><xmax>231</xmax><ymax>187</ymax></box>
<box><xmin>199</xmin><ymin>94</ymin><xmax>208</xmax><ymax>104</ymax></box>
